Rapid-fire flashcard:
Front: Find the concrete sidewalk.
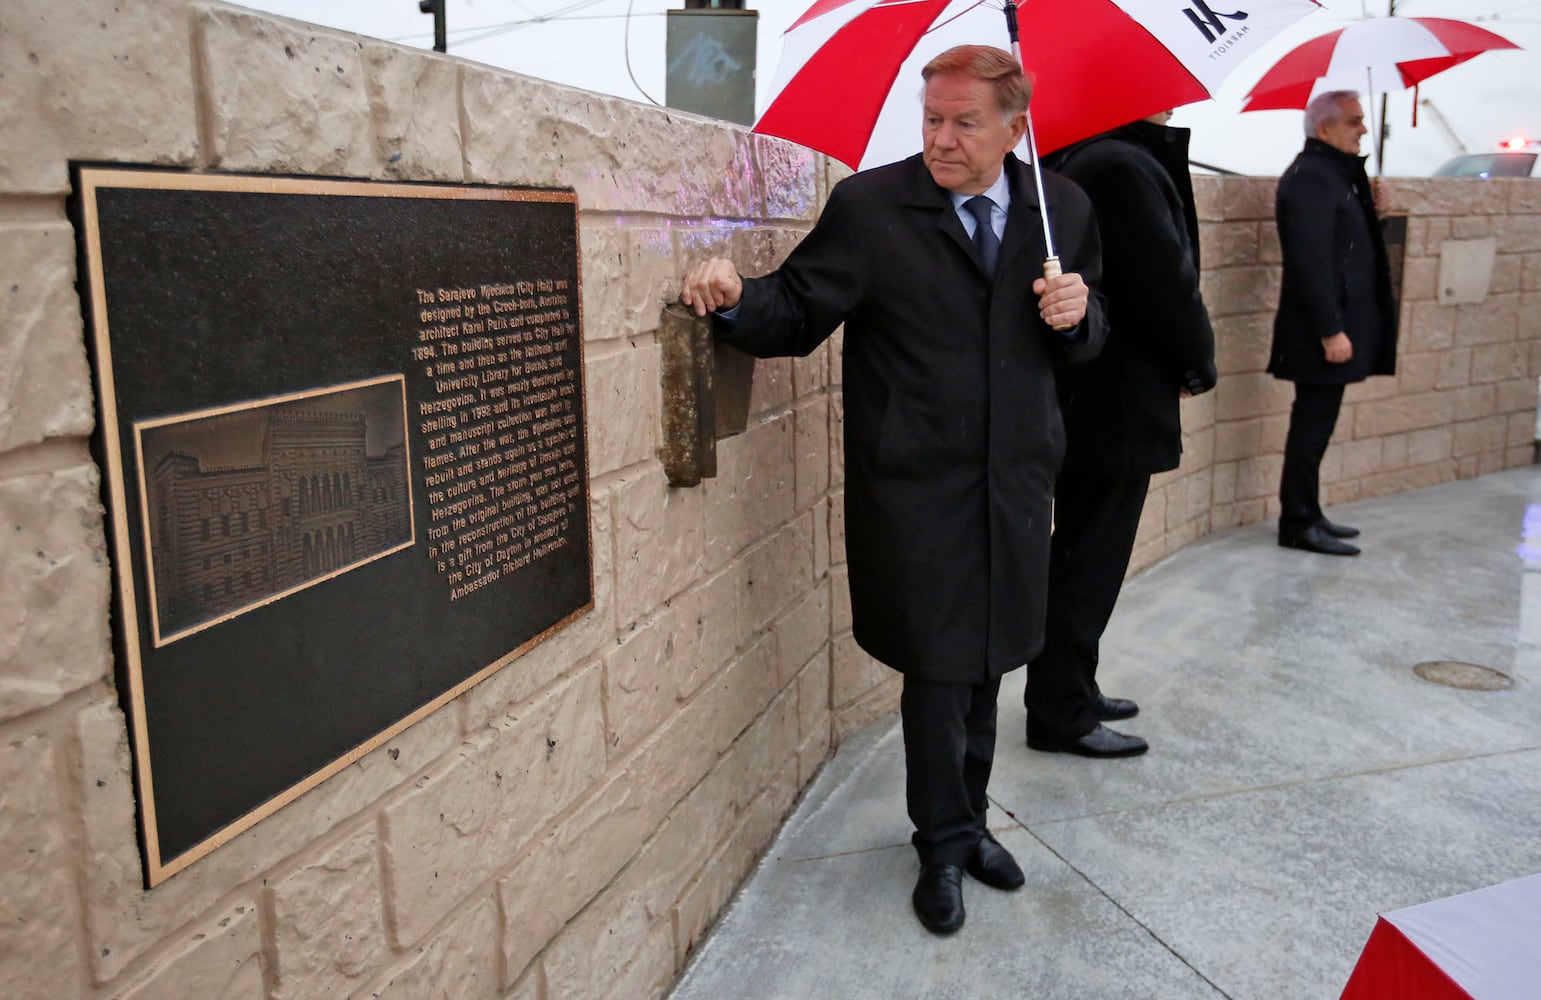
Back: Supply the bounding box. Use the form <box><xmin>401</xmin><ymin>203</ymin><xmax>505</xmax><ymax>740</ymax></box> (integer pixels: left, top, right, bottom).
<box><xmin>669</xmin><ymin>467</ymin><xmax>1541</xmax><ymax>1000</ymax></box>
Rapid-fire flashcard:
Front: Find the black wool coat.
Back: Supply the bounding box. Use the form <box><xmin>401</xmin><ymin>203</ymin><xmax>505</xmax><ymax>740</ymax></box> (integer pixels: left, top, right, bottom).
<box><xmin>1269</xmin><ymin>138</ymin><xmax>1398</xmax><ymax>384</ymax></box>
<box><xmin>715</xmin><ymin>152</ymin><xmax>1107</xmax><ymax>684</ymax></box>
<box><xmin>1044</xmin><ymin>120</ymin><xmax>1216</xmax><ymax>476</ymax></box>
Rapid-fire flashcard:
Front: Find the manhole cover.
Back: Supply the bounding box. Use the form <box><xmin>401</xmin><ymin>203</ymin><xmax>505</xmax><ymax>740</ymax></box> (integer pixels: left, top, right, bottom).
<box><xmin>1413</xmin><ymin>661</ymin><xmax>1514</xmax><ymax>691</ymax></box>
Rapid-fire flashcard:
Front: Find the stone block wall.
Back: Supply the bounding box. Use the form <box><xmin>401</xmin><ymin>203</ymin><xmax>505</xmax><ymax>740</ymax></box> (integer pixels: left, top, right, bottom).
<box><xmin>1</xmin><ymin>3</ymin><xmax>837</xmax><ymax>999</ymax></box>
<box><xmin>3</xmin><ymin>2</ymin><xmax>1540</xmax><ymax>998</ymax></box>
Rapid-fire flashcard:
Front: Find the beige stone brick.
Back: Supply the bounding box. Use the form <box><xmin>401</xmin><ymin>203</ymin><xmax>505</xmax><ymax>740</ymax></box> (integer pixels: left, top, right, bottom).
<box><xmin>756</xmin><ymin>135</ymin><xmax>820</xmax><ymax>222</ymax></box>
<box><xmin>1435</xmin><ymin>348</ymin><xmax>1473</xmax><ymax>390</ymax></box>
<box><xmin>1134</xmin><ymin>488</ymin><xmax>1167</xmax><ymax>544</ymax></box>
<box><xmin>1521</xmin><ymin>252</ymin><xmax>1541</xmax><ymax>293</ymax></box>
<box><xmin>1453</xmin><ymin>416</ymin><xmax>1509</xmax><ymax>458</ymax></box>
<box><xmin>829</xmin><ymin>388</ymin><xmax>846</xmax><ymax>485</ymax></box>
<box><xmin>1510</xmin><ymin>182</ymin><xmax>1541</xmax><ymax>214</ymax></box>
<box><xmin>1507</xmin><ymin>412</ymin><xmax>1536</xmax><ymax>449</ymax></box>
<box><xmin>584</xmin><ymin>341</ymin><xmax>661</xmax><ymax>476</ymax></box>
<box><xmin>797</xmin><ymin>727</ymin><xmax>833</xmax><ymax>788</ymax></box>
<box><xmin>1234</xmin><ymin>454</ymin><xmax>1283</xmax><ymax>501</ymax></box>
<box><xmin>1214</xmin><ymin>416</ymin><xmax>1286</xmax><ymax>463</ymax></box>
<box><xmin>1405</xmin><ymin>427</ymin><xmax>1454</xmax><ymax>467</ymax></box>
<box><xmin>702</xmin><ymin>415</ymin><xmax>795</xmax><ymax>571</ymax></box>
<box><xmin>832</xmin><ymin>674</ymin><xmax>900</xmax><ymax>738</ymax></box>
<box><xmin>775</xmin><ymin>581</ymin><xmax>830</xmax><ymax>691</ymax></box>
<box><xmin>196</xmin><ymin>7</ymin><xmax>373</xmax><ymax>176</ymax></box>
<box><xmin>463</xmin><ymin>490</ymin><xmax>615</xmax><ymax>733</ymax></box>
<box><xmin>1531</xmin><ymin>340</ymin><xmax>1541</xmax><ymax>378</ymax></box>
<box><xmin>796</xmin><ymin>650</ymin><xmax>832</xmax><ymax>746</ymax></box>
<box><xmin>1496</xmin><ymin>214</ymin><xmax>1541</xmax><ymax>254</ymax></box>
<box><xmin>462</xmin><ymin>68</ymin><xmax>755</xmax><ymax>218</ymax></box>
<box><xmin>830</xmin><ymin>633</ymin><xmax>890</xmax><ymax>709</ymax></box>
<box><xmin>1317</xmin><ymin>446</ymin><xmax>1343</xmax><ymax>486</ymax></box>
<box><xmin>1497</xmin><ymin>379</ymin><xmax>1534</xmax><ymax>416</ymax></box>
<box><xmin>741</xmin><ymin>513</ymin><xmax>815</xmax><ymax>641</ymax></box>
<box><xmin>0</xmin><ymin>734</ymin><xmax>78</xmax><ymax>1000</ymax></box>
<box><xmin>795</xmin><ymin>396</ymin><xmax>831</xmax><ymax>512</ymax></box>
<box><xmin>1450</xmin><ymin>216</ymin><xmax>1494</xmax><ymax>240</ymax></box>
<box><xmin>363</xmin><ymin>43</ymin><xmax>461</xmax><ymax>181</ymax></box>
<box><xmin>1472</xmin><ymin>342</ymin><xmax>1529</xmax><ymax>384</ymax></box>
<box><xmin>1396</xmin><ymin>352</ymin><xmax>1440</xmax><ymax>394</ymax></box>
<box><xmin>0</xmin><ymin>1</ymin><xmax>197</xmax><ymax>192</ymax></box>
<box><xmin>598</xmin><ymin>922</ymin><xmax>677</xmax><ymax>1000</ymax></box>
<box><xmin>613</xmin><ymin>467</ymin><xmax>705</xmax><ymax>628</ymax></box>
<box><xmin>607</xmin><ymin>604</ymin><xmax>687</xmax><ymax>751</ymax></box>
<box><xmin>1220</xmin><ymin>177</ymin><xmax>1276</xmax><ymax>221</ymax></box>
<box><xmin>1210</xmin><ymin>462</ymin><xmax>1237</xmax><ymax>505</ymax></box>
<box><xmin>1505</xmin><ymin>445</ymin><xmax>1533</xmax><ymax>468</ymax></box>
<box><xmin>1180</xmin><ymin>421</ymin><xmax>1215</xmax><ymax>470</ymax></box>
<box><xmin>0</xmin><ymin>222</ymin><xmax>95</xmax><ymax>449</ymax></box>
<box><xmin>1453</xmin><ymin>296</ymin><xmax>1520</xmax><ymax>347</ymax></box>
<box><xmin>1322</xmin><ymin>479</ymin><xmax>1364</xmax><ymax>508</ymax></box>
<box><xmin>793</xmin><ymin>343</ymin><xmax>829</xmax><ymax>398</ymax></box>
<box><xmin>725</xmin><ymin>688</ymin><xmax>799</xmax><ymax>815</ymax></box>
<box><xmin>580</xmin><ymin>223</ymin><xmax>631</xmax><ymax>344</ymax></box>
<box><xmin>674</xmin><ymin>567</ymin><xmax>745</xmax><ymax>700</ymax></box>
<box><xmin>743</xmin><ymin>355</ymin><xmax>796</xmax><ymax>422</ymax></box>
<box><xmin>1477</xmin><ymin>449</ymin><xmax>1508</xmax><ymax>475</ymax></box>
<box><xmin>381</xmin><ymin>664</ymin><xmax>606</xmax><ymax>946</ymax></box>
<box><xmin>1491</xmin><ymin>254</ymin><xmax>1524</xmax><ymax>296</ymax></box>
<box><xmin>115</xmin><ymin>899</ymin><xmax>263</xmax><ymax>1000</ymax></box>
<box><xmin>1201</xmin><ymin>266</ymin><xmax>1279</xmax><ymax>320</ymax></box>
<box><xmin>1401</xmin><ymin>256</ymin><xmax>1438</xmax><ymax>301</ymax></box>
<box><xmin>0</xmin><ymin>463</ymin><xmax>110</xmax><ymax>719</ymax></box>
<box><xmin>1215</xmin><ymin>372</ymin><xmax>1292</xmax><ymax>422</ymax></box>
<box><xmin>1449</xmin><ymin>384</ymin><xmax>1498</xmax><ymax>422</ymax></box>
<box><xmin>1200</xmin><ymin>222</ymin><xmax>1260</xmax><ymax>268</ymax></box>
<box><xmin>1456</xmin><ymin>455</ymin><xmax>1480</xmax><ymax>478</ymax></box>
<box><xmin>74</xmin><ymin>697</ymin><xmax>457</xmax><ymax>982</ymax></box>
<box><xmin>1213</xmin><ymin>311</ymin><xmax>1273</xmax><ymax>376</ymax></box>
<box><xmin>1336</xmin><ymin>438</ymin><xmax>1383</xmax><ymax>481</ymax></box>
<box><xmin>830</xmin><ymin>563</ymin><xmax>853</xmax><ymax>634</ymax></box>
<box><xmin>541</xmin><ymin>750</ymin><xmax>747</xmax><ymax>1000</ymax></box>
<box><xmin>269</xmin><ymin>825</ymin><xmax>384</xmax><ymax>999</ymax></box>
<box><xmin>1418</xmin><ymin>216</ymin><xmax>1452</xmax><ymax>256</ymax></box>
<box><xmin>1352</xmin><ymin>392</ymin><xmax>1453</xmax><ymax>438</ymax></box>
<box><xmin>673</xmin><ymin>766</ymin><xmax>798</xmax><ymax>969</ymax></box>
<box><xmin>1381</xmin><ymin>433</ymin><xmax>1409</xmax><ymax>471</ymax></box>
<box><xmin>357</xmin><ymin>896</ymin><xmax>500</xmax><ymax>1000</ymax></box>
<box><xmin>1402</xmin><ymin>300</ymin><xmax>1456</xmax><ymax>352</ymax></box>
<box><xmin>1257</xmin><ymin>221</ymin><xmax>1281</xmax><ymax>265</ymax></box>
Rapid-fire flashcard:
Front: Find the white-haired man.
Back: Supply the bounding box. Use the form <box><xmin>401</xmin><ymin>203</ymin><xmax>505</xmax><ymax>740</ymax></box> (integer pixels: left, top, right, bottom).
<box><xmin>1270</xmin><ymin>90</ymin><xmax>1398</xmax><ymax>556</ymax></box>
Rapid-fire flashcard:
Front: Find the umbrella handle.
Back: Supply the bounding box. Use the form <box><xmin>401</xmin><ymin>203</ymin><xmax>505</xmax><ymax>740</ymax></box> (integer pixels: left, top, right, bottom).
<box><xmin>1043</xmin><ymin>256</ymin><xmax>1073</xmax><ymax>332</ymax></box>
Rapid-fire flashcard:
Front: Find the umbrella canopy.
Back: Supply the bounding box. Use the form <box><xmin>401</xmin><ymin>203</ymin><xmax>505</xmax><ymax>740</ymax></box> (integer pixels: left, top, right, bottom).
<box><xmin>755</xmin><ymin>0</ymin><xmax>1325</xmax><ymax>171</ymax></box>
<box><xmin>1241</xmin><ymin>16</ymin><xmax>1521</xmax><ymax>111</ymax></box>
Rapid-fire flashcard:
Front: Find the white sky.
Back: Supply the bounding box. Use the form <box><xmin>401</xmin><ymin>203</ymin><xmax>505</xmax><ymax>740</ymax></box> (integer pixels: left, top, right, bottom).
<box><xmin>237</xmin><ymin>0</ymin><xmax>1541</xmax><ymax>176</ymax></box>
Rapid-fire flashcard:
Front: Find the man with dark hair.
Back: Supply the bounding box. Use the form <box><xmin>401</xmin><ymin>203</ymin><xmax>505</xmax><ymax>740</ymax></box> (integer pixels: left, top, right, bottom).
<box><xmin>680</xmin><ymin>45</ymin><xmax>1106</xmax><ymax>934</ymax></box>
<box><xmin>1027</xmin><ymin>109</ymin><xmax>1217</xmax><ymax>759</ymax></box>
<box><xmin>1271</xmin><ymin>89</ymin><xmax>1397</xmax><ymax>556</ymax></box>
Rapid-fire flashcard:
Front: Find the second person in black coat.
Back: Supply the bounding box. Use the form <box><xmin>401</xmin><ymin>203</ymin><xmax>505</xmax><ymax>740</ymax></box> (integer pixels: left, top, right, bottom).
<box><xmin>1027</xmin><ymin>111</ymin><xmax>1217</xmax><ymax>757</ymax></box>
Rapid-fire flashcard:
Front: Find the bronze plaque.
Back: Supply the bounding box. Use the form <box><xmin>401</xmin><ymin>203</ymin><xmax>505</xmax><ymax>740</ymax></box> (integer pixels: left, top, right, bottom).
<box><xmin>73</xmin><ymin>167</ymin><xmax>591</xmax><ymax>886</ymax></box>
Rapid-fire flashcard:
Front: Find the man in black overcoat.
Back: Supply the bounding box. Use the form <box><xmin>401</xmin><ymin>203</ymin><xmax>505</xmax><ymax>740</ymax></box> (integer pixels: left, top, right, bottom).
<box><xmin>680</xmin><ymin>45</ymin><xmax>1107</xmax><ymax>934</ymax></box>
<box><xmin>1026</xmin><ymin>110</ymin><xmax>1217</xmax><ymax>758</ymax></box>
<box><xmin>1271</xmin><ymin>90</ymin><xmax>1398</xmax><ymax>556</ymax></box>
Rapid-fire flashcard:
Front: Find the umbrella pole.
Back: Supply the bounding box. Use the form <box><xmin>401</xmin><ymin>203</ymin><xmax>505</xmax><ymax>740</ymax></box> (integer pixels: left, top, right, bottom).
<box><xmin>1366</xmin><ymin>67</ymin><xmax>1383</xmax><ymax>176</ymax></box>
<box><xmin>1004</xmin><ymin>0</ymin><xmax>1072</xmax><ymax>330</ymax></box>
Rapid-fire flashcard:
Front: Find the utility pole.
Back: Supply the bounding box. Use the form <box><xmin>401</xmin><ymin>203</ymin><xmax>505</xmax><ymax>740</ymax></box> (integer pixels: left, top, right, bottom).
<box><xmin>419</xmin><ymin>0</ymin><xmax>446</xmax><ymax>53</ymax></box>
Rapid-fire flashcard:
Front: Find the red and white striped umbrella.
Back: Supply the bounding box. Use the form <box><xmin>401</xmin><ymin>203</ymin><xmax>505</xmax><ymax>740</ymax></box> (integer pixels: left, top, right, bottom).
<box><xmin>1242</xmin><ymin>16</ymin><xmax>1521</xmax><ymax>112</ymax></box>
<box><xmin>755</xmin><ymin>0</ymin><xmax>1326</xmax><ymax>171</ymax></box>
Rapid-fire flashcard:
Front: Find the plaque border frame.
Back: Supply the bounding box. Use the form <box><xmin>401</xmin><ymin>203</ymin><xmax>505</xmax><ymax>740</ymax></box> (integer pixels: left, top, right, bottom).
<box><xmin>74</xmin><ymin>165</ymin><xmax>592</xmax><ymax>887</ymax></box>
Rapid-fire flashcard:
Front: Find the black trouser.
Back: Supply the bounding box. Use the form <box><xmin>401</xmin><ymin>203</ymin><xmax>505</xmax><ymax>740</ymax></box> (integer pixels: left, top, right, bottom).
<box><xmin>1026</xmin><ymin>457</ymin><xmax>1151</xmax><ymax>741</ymax></box>
<box><xmin>900</xmin><ymin>673</ymin><xmax>1001</xmax><ymax>867</ymax></box>
<box><xmin>1279</xmin><ymin>381</ymin><xmax>1346</xmax><ymax>536</ymax></box>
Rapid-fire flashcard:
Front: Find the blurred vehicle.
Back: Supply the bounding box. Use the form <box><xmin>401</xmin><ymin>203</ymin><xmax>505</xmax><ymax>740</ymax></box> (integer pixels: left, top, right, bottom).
<box><xmin>1432</xmin><ymin>137</ymin><xmax>1540</xmax><ymax>178</ymax></box>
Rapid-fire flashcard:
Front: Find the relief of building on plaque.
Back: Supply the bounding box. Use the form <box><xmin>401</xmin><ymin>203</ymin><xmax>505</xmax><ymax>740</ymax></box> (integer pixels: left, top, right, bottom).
<box><xmin>138</xmin><ymin>377</ymin><xmax>413</xmax><ymax>644</ymax></box>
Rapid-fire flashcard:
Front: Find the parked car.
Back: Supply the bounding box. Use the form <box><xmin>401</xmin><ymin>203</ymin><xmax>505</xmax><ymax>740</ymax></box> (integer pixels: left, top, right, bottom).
<box><xmin>1433</xmin><ymin>138</ymin><xmax>1540</xmax><ymax>178</ymax></box>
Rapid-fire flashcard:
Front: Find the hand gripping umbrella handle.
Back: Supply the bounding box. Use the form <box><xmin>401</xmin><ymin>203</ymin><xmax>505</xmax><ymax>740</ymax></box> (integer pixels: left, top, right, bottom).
<box><xmin>1042</xmin><ymin>256</ymin><xmax>1073</xmax><ymax>332</ymax></box>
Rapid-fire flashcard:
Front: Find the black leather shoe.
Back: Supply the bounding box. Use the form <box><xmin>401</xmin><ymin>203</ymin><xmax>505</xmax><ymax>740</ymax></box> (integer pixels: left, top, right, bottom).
<box><xmin>1279</xmin><ymin>523</ymin><xmax>1360</xmax><ymax>556</ymax></box>
<box><xmin>1318</xmin><ymin>518</ymin><xmax>1360</xmax><ymax>539</ymax></box>
<box><xmin>966</xmin><ymin>833</ymin><xmax>1025</xmax><ymax>890</ymax></box>
<box><xmin>1095</xmin><ymin>693</ymin><xmax>1138</xmax><ymax>721</ymax></box>
<box><xmin>913</xmin><ymin>864</ymin><xmax>965</xmax><ymax>934</ymax></box>
<box><xmin>1028</xmin><ymin>724</ymin><xmax>1149</xmax><ymax>758</ymax></box>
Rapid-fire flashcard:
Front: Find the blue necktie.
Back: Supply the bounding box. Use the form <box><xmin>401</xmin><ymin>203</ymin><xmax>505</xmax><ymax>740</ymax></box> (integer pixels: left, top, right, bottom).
<box><xmin>965</xmin><ymin>195</ymin><xmax>999</xmax><ymax>276</ymax></box>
